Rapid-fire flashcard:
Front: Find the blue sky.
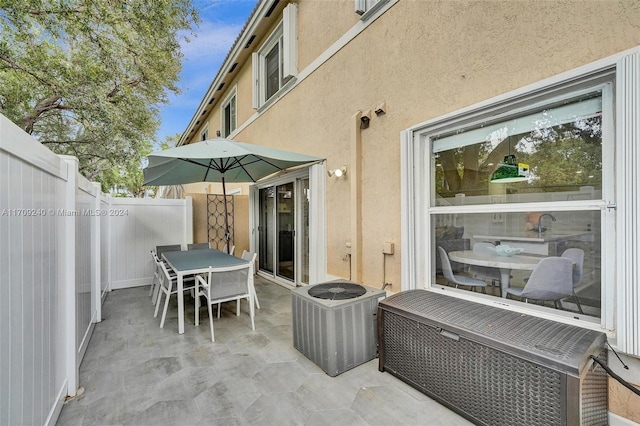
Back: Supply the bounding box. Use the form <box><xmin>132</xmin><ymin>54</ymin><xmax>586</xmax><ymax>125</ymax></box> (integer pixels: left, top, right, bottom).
<box><xmin>157</xmin><ymin>0</ymin><xmax>258</xmax><ymax>144</ymax></box>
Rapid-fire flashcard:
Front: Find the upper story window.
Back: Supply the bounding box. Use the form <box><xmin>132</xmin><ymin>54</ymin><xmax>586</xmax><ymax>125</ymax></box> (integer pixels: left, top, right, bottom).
<box><xmin>201</xmin><ymin>125</ymin><xmax>208</xmax><ymax>141</ymax></box>
<box><xmin>222</xmin><ymin>87</ymin><xmax>236</xmax><ymax>137</ymax></box>
<box><xmin>252</xmin><ymin>3</ymin><xmax>297</xmax><ymax>109</ymax></box>
<box><xmin>355</xmin><ymin>0</ymin><xmax>390</xmax><ymax>20</ymax></box>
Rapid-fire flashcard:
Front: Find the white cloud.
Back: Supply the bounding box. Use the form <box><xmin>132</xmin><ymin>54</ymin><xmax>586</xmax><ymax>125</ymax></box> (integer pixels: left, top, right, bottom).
<box><xmin>180</xmin><ymin>20</ymin><xmax>243</xmax><ymax>66</ymax></box>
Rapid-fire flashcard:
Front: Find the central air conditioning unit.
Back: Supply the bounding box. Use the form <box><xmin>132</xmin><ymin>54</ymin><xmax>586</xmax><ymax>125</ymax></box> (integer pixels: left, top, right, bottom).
<box><xmin>292</xmin><ymin>280</ymin><xmax>386</xmax><ymax>376</ymax></box>
<box><xmin>378</xmin><ymin>290</ymin><xmax>608</xmax><ymax>426</ymax></box>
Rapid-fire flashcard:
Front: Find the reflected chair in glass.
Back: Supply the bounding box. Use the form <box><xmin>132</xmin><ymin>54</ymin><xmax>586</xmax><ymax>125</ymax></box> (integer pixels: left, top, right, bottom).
<box><xmin>222</xmin><ymin>243</ymin><xmax>235</xmax><ymax>256</ymax></box>
<box><xmin>437</xmin><ymin>246</ymin><xmax>487</xmax><ymax>292</ymax></box>
<box><xmin>561</xmin><ymin>248</ymin><xmax>585</xmax><ymax>314</ymax></box>
<box><xmin>154</xmin><ymin>262</ymin><xmax>197</xmax><ymax>329</ymax></box>
<box><xmin>469</xmin><ymin>242</ymin><xmax>502</xmax><ymax>290</ymax></box>
<box><xmin>187</xmin><ymin>243</ymin><xmax>210</xmax><ymax>250</ymax></box>
<box><xmin>195</xmin><ymin>263</ymin><xmax>255</xmax><ymax>342</ymax></box>
<box><xmin>504</xmin><ymin>257</ymin><xmax>573</xmax><ymax>309</ymax></box>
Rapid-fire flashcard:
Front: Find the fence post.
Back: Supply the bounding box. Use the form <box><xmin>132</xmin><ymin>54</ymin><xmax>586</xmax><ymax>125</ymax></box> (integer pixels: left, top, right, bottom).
<box><xmin>58</xmin><ymin>155</ymin><xmax>78</xmax><ymax>397</ymax></box>
<box><xmin>105</xmin><ymin>195</ymin><xmax>112</xmax><ymax>293</ymax></box>
<box><xmin>185</xmin><ymin>196</ymin><xmax>193</xmax><ymax>247</ymax></box>
<box><xmin>91</xmin><ymin>182</ymin><xmax>101</xmax><ymax>323</ymax></box>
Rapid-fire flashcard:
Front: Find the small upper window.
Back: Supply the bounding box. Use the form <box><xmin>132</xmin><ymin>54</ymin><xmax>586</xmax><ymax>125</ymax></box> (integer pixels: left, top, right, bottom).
<box><xmin>252</xmin><ymin>3</ymin><xmax>297</xmax><ymax>109</ymax></box>
<box><xmin>355</xmin><ymin>0</ymin><xmax>389</xmax><ymax>20</ymax></box>
<box><xmin>201</xmin><ymin>126</ymin><xmax>208</xmax><ymax>141</ymax></box>
<box><xmin>222</xmin><ymin>88</ymin><xmax>236</xmax><ymax>137</ymax></box>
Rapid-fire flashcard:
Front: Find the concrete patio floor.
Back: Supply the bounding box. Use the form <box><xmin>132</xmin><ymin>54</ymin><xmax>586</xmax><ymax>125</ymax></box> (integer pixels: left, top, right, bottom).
<box><xmin>56</xmin><ymin>277</ymin><xmax>472</xmax><ymax>426</ymax></box>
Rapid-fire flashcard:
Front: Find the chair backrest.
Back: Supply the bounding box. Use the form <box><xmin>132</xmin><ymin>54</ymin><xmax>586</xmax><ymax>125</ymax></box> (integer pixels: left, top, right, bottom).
<box><xmin>158</xmin><ymin>261</ymin><xmax>174</xmax><ymax>292</ymax></box>
<box><xmin>203</xmin><ymin>263</ymin><xmax>251</xmax><ymax>300</ymax></box>
<box><xmin>437</xmin><ymin>246</ymin><xmax>456</xmax><ymax>283</ymax></box>
<box><xmin>188</xmin><ymin>243</ymin><xmax>210</xmax><ymax>250</ymax></box>
<box><xmin>241</xmin><ymin>250</ymin><xmax>258</xmax><ymax>274</ymax></box>
<box><xmin>156</xmin><ymin>244</ymin><xmax>182</xmax><ymax>257</ymax></box>
<box><xmin>561</xmin><ymin>248</ymin><xmax>584</xmax><ymax>288</ymax></box>
<box><xmin>521</xmin><ymin>257</ymin><xmax>573</xmax><ymax>301</ymax></box>
<box><xmin>473</xmin><ymin>242</ymin><xmax>495</xmax><ymax>255</ymax></box>
<box><xmin>222</xmin><ymin>244</ymin><xmax>235</xmax><ymax>256</ymax></box>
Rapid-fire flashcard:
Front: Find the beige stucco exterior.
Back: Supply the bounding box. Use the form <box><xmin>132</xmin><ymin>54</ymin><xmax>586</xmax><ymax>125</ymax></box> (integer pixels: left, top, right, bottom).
<box><xmin>186</xmin><ymin>0</ymin><xmax>640</xmax><ymax>289</ymax></box>
<box><xmin>181</xmin><ymin>1</ymin><xmax>640</xmax><ymax>419</ymax></box>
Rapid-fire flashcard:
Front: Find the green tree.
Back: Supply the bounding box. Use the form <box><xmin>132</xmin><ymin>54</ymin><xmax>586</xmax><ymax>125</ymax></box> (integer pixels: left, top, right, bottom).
<box><xmin>0</xmin><ymin>0</ymin><xmax>198</xmax><ymax>184</ymax></box>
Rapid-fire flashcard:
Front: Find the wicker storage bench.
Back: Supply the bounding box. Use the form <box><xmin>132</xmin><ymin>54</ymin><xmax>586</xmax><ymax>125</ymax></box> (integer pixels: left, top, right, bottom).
<box><xmin>377</xmin><ymin>290</ymin><xmax>608</xmax><ymax>426</ymax></box>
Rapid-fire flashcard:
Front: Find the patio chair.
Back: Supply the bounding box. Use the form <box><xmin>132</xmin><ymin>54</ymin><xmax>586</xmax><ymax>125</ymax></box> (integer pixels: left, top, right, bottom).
<box><xmin>150</xmin><ymin>250</ymin><xmax>179</xmax><ymax>305</ymax></box>
<box><xmin>149</xmin><ymin>250</ymin><xmax>160</xmax><ymax>299</ymax></box>
<box><xmin>195</xmin><ymin>263</ymin><xmax>255</xmax><ymax>342</ymax></box>
<box><xmin>469</xmin><ymin>242</ymin><xmax>502</xmax><ymax>287</ymax></box>
<box><xmin>241</xmin><ymin>250</ymin><xmax>260</xmax><ymax>309</ymax></box>
<box><xmin>561</xmin><ymin>248</ymin><xmax>585</xmax><ymax>314</ymax></box>
<box><xmin>437</xmin><ymin>246</ymin><xmax>487</xmax><ymax>292</ymax></box>
<box><xmin>156</xmin><ymin>244</ymin><xmax>182</xmax><ymax>257</ymax></box>
<box><xmin>213</xmin><ymin>250</ymin><xmax>260</xmax><ymax>319</ymax></box>
<box><xmin>222</xmin><ymin>243</ymin><xmax>235</xmax><ymax>256</ymax></box>
<box><xmin>187</xmin><ymin>243</ymin><xmax>210</xmax><ymax>250</ymax></box>
<box><xmin>154</xmin><ymin>262</ymin><xmax>196</xmax><ymax>329</ymax></box>
<box><xmin>504</xmin><ymin>257</ymin><xmax>573</xmax><ymax>309</ymax></box>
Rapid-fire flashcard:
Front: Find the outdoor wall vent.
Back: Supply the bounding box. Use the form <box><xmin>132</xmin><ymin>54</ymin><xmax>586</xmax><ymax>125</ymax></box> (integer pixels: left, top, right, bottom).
<box><xmin>207</xmin><ymin>97</ymin><xmax>215</xmax><ymax>105</ymax></box>
<box><xmin>244</xmin><ymin>35</ymin><xmax>256</xmax><ymax>49</ymax></box>
<box><xmin>217</xmin><ymin>83</ymin><xmax>225</xmax><ymax>91</ymax></box>
<box><xmin>264</xmin><ymin>0</ymin><xmax>280</xmax><ymax>17</ymax></box>
<box><xmin>378</xmin><ymin>291</ymin><xmax>608</xmax><ymax>426</ymax></box>
<box><xmin>228</xmin><ymin>63</ymin><xmax>238</xmax><ymax>73</ymax></box>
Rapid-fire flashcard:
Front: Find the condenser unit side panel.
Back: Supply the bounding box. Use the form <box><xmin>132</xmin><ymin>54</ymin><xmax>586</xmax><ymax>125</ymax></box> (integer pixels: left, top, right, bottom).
<box><xmin>293</xmin><ymin>295</ymin><xmax>331</xmax><ymax>371</ymax></box>
<box><xmin>292</xmin><ymin>285</ymin><xmax>383</xmax><ymax>377</ymax></box>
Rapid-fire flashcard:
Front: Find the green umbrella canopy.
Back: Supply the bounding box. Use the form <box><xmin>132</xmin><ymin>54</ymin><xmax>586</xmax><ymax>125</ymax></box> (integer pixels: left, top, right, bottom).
<box><xmin>143</xmin><ymin>137</ymin><xmax>323</xmax><ymax>186</ymax></box>
<box><xmin>143</xmin><ymin>137</ymin><xmax>323</xmax><ymax>253</ymax></box>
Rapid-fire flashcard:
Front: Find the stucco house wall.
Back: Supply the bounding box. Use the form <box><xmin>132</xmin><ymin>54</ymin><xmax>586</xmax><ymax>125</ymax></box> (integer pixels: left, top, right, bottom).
<box><xmin>182</xmin><ymin>1</ymin><xmax>640</xmax><ymax>420</ymax></box>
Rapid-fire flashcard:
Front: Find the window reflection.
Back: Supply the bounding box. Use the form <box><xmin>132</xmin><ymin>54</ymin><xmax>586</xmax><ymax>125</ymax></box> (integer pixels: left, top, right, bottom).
<box><xmin>433</xmin><ymin>94</ymin><xmax>602</xmax><ymax>205</ymax></box>
<box><xmin>433</xmin><ymin>211</ymin><xmax>601</xmax><ymax>317</ymax></box>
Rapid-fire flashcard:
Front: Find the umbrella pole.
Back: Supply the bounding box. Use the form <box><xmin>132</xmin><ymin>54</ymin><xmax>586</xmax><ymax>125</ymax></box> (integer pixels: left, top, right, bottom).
<box><xmin>222</xmin><ymin>175</ymin><xmax>231</xmax><ymax>254</ymax></box>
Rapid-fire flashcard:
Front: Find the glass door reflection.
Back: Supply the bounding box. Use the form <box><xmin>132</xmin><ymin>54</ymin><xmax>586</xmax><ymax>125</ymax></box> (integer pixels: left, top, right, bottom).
<box><xmin>276</xmin><ymin>183</ymin><xmax>295</xmax><ymax>281</ymax></box>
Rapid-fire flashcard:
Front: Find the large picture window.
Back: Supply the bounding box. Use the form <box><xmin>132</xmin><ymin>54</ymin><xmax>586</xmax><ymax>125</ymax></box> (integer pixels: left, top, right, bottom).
<box><xmin>407</xmin><ymin>78</ymin><xmax>615</xmax><ymax>324</ymax></box>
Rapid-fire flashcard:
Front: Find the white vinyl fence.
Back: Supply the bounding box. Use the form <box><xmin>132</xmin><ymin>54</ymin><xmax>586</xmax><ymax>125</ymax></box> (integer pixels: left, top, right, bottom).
<box><xmin>0</xmin><ymin>114</ymin><xmax>192</xmax><ymax>426</ymax></box>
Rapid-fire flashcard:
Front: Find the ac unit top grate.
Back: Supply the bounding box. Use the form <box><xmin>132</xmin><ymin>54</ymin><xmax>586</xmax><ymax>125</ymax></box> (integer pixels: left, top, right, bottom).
<box><xmin>308</xmin><ymin>282</ymin><xmax>366</xmax><ymax>300</ymax></box>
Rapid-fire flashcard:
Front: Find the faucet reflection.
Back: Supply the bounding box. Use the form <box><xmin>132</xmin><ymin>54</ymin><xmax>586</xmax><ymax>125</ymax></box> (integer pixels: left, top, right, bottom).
<box><xmin>536</xmin><ymin>213</ymin><xmax>557</xmax><ymax>238</ymax></box>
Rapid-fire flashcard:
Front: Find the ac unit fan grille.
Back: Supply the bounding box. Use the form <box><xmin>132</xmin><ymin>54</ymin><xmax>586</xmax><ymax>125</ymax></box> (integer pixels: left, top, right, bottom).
<box><xmin>308</xmin><ymin>282</ymin><xmax>366</xmax><ymax>300</ymax></box>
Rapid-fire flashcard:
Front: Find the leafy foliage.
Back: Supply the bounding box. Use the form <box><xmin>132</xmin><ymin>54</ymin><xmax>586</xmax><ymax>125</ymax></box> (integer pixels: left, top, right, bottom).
<box><xmin>0</xmin><ymin>0</ymin><xmax>198</xmax><ymax>186</ymax></box>
<box><xmin>436</xmin><ymin>117</ymin><xmax>602</xmax><ymax>196</ymax></box>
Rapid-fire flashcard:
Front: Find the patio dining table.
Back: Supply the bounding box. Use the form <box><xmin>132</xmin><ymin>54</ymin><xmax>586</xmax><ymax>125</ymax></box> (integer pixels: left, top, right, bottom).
<box><xmin>162</xmin><ymin>248</ymin><xmax>249</xmax><ymax>334</ymax></box>
<box><xmin>448</xmin><ymin>250</ymin><xmax>543</xmax><ymax>298</ymax></box>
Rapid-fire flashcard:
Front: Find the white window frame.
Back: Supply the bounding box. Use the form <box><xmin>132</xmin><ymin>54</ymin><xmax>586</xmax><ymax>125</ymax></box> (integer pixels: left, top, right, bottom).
<box><xmin>402</xmin><ymin>67</ymin><xmax>624</xmax><ymax>334</ymax></box>
<box><xmin>355</xmin><ymin>0</ymin><xmax>390</xmax><ymax>21</ymax></box>
<box><xmin>221</xmin><ymin>86</ymin><xmax>237</xmax><ymax>138</ymax></box>
<box><xmin>403</xmin><ymin>48</ymin><xmax>640</xmax><ymax>357</ymax></box>
<box><xmin>200</xmin><ymin>124</ymin><xmax>209</xmax><ymax>141</ymax></box>
<box><xmin>252</xmin><ymin>3</ymin><xmax>297</xmax><ymax>110</ymax></box>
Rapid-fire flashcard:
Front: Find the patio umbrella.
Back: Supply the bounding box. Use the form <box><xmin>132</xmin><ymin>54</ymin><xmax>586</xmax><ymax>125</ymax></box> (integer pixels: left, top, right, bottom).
<box><xmin>143</xmin><ymin>137</ymin><xmax>323</xmax><ymax>253</ymax></box>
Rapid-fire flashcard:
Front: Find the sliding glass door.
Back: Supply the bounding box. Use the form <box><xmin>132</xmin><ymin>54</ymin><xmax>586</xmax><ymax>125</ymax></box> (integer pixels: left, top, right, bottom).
<box><xmin>257</xmin><ymin>175</ymin><xmax>310</xmax><ymax>286</ymax></box>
